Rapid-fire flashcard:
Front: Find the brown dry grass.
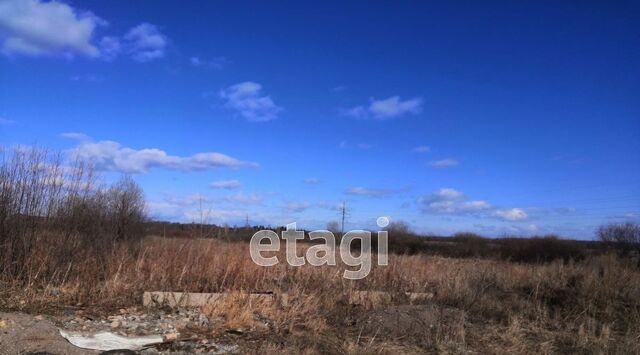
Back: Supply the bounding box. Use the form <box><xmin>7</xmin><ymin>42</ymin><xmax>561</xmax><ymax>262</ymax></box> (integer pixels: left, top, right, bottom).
<box><xmin>1</xmin><ymin>236</ymin><xmax>639</xmax><ymax>354</ymax></box>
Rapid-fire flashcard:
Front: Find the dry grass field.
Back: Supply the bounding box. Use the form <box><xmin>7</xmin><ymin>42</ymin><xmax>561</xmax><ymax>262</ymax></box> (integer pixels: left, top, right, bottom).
<box><xmin>1</xmin><ymin>236</ymin><xmax>639</xmax><ymax>354</ymax></box>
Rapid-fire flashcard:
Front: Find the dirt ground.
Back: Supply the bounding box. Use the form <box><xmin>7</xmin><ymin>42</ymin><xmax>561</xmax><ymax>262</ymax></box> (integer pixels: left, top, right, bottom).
<box><xmin>0</xmin><ymin>303</ymin><xmax>457</xmax><ymax>354</ymax></box>
<box><xmin>0</xmin><ymin>312</ymin><xmax>98</xmax><ymax>355</ymax></box>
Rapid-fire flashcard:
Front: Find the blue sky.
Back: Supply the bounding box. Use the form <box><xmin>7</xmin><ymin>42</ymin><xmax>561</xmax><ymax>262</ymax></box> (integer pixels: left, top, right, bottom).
<box><xmin>1</xmin><ymin>0</ymin><xmax>639</xmax><ymax>238</ymax></box>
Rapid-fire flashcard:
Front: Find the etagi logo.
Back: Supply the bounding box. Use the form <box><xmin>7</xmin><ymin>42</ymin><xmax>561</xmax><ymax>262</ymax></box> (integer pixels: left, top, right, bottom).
<box><xmin>250</xmin><ymin>217</ymin><xmax>390</xmax><ymax>280</ymax></box>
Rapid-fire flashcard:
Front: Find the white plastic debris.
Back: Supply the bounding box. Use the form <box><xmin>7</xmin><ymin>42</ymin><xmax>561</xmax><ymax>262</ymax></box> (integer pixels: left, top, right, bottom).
<box><xmin>59</xmin><ymin>329</ymin><xmax>164</xmax><ymax>351</ymax></box>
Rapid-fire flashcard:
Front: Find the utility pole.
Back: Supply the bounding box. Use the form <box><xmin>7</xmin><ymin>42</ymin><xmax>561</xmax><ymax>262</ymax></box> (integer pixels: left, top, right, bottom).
<box><xmin>340</xmin><ymin>201</ymin><xmax>346</xmax><ymax>236</ymax></box>
<box><xmin>245</xmin><ymin>214</ymin><xmax>249</xmax><ymax>228</ymax></box>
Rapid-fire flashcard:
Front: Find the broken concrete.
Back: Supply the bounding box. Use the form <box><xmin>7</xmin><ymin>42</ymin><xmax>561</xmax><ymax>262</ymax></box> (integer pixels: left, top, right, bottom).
<box><xmin>143</xmin><ymin>291</ymin><xmax>432</xmax><ymax>309</ymax></box>
<box><xmin>143</xmin><ymin>292</ymin><xmax>279</xmax><ymax>308</ymax></box>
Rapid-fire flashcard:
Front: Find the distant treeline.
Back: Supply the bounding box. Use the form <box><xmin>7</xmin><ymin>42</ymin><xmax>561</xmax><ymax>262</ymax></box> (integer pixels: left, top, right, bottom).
<box><xmin>145</xmin><ymin>221</ymin><xmax>639</xmax><ymax>264</ymax></box>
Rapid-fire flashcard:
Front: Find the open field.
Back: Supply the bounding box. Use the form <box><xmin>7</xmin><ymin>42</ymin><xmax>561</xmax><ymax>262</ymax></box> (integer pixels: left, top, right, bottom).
<box><xmin>1</xmin><ymin>236</ymin><xmax>640</xmax><ymax>354</ymax></box>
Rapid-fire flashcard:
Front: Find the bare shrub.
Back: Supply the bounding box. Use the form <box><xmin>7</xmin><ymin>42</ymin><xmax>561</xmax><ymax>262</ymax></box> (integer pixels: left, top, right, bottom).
<box><xmin>0</xmin><ymin>146</ymin><xmax>146</xmax><ymax>280</ymax></box>
<box><xmin>499</xmin><ymin>235</ymin><xmax>585</xmax><ymax>263</ymax></box>
<box><xmin>451</xmin><ymin>232</ymin><xmax>491</xmax><ymax>258</ymax></box>
<box><xmin>597</xmin><ymin>222</ymin><xmax>640</xmax><ymax>256</ymax></box>
<box><xmin>384</xmin><ymin>220</ymin><xmax>411</xmax><ymax>235</ymax></box>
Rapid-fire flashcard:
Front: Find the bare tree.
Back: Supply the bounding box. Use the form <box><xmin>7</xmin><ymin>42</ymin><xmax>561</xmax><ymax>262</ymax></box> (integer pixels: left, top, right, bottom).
<box><xmin>107</xmin><ymin>175</ymin><xmax>146</xmax><ymax>242</ymax></box>
<box><xmin>385</xmin><ymin>220</ymin><xmax>411</xmax><ymax>235</ymax></box>
<box><xmin>598</xmin><ymin>222</ymin><xmax>640</xmax><ymax>257</ymax></box>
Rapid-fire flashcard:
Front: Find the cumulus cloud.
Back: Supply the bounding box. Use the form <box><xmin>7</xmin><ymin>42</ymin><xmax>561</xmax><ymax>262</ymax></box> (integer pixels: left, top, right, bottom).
<box><xmin>345</xmin><ymin>187</ymin><xmax>397</xmax><ymax>197</ymax></box>
<box><xmin>0</xmin><ymin>0</ymin><xmax>106</xmax><ymax>57</ymax></box>
<box><xmin>147</xmin><ymin>198</ymin><xmax>249</xmax><ymax>223</ymax></box>
<box><xmin>66</xmin><ymin>139</ymin><xmax>257</xmax><ymax>173</ymax></box>
<box><xmin>413</xmin><ymin>146</ymin><xmax>431</xmax><ymax>153</ymax></box>
<box><xmin>220</xmin><ymin>81</ymin><xmax>282</xmax><ymax>122</ymax></box>
<box><xmin>282</xmin><ymin>201</ymin><xmax>311</xmax><ymax>212</ymax></box>
<box><xmin>124</xmin><ymin>23</ymin><xmax>167</xmax><ymax>62</ymax></box>
<box><xmin>345</xmin><ymin>96</ymin><xmax>423</xmax><ymax>120</ymax></box>
<box><xmin>0</xmin><ymin>1</ymin><xmax>171</xmax><ymax>62</ymax></box>
<box><xmin>421</xmin><ymin>188</ymin><xmax>464</xmax><ymax>202</ymax></box>
<box><xmin>418</xmin><ymin>188</ymin><xmax>531</xmax><ymax>222</ymax></box>
<box><xmin>419</xmin><ymin>188</ymin><xmax>492</xmax><ymax>215</ymax></box>
<box><xmin>428</xmin><ymin>159</ymin><xmax>459</xmax><ymax>168</ymax></box>
<box><xmin>494</xmin><ymin>208</ymin><xmax>528</xmax><ymax>221</ymax></box>
<box><xmin>149</xmin><ymin>191</ymin><xmax>271</xmax><ymax>222</ymax></box>
<box><xmin>209</xmin><ymin>179</ymin><xmax>241</xmax><ymax>189</ymax></box>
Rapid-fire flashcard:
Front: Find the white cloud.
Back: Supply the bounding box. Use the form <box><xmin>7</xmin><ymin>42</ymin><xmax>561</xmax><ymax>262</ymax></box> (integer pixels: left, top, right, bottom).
<box><xmin>0</xmin><ymin>0</ymin><xmax>106</xmax><ymax>57</ymax></box>
<box><xmin>164</xmin><ymin>193</ymin><xmax>215</xmax><ymax>207</ymax></box>
<box><xmin>304</xmin><ymin>177</ymin><xmax>320</xmax><ymax>184</ymax></box>
<box><xmin>345</xmin><ymin>96</ymin><xmax>423</xmax><ymax>120</ymax></box>
<box><xmin>209</xmin><ymin>180</ymin><xmax>241</xmax><ymax>189</ymax></box>
<box><xmin>317</xmin><ymin>201</ymin><xmax>344</xmax><ymax>211</ymax></box>
<box><xmin>190</xmin><ymin>56</ymin><xmax>228</xmax><ymax>69</ymax></box>
<box><xmin>220</xmin><ymin>81</ymin><xmax>282</xmax><ymax>122</ymax></box>
<box><xmin>413</xmin><ymin>146</ymin><xmax>431</xmax><ymax>153</ymax></box>
<box><xmin>224</xmin><ymin>192</ymin><xmax>263</xmax><ymax>205</ymax></box>
<box><xmin>494</xmin><ymin>208</ymin><xmax>528</xmax><ymax>221</ymax></box>
<box><xmin>419</xmin><ymin>188</ymin><xmax>492</xmax><ymax>214</ymax></box>
<box><xmin>345</xmin><ymin>187</ymin><xmax>396</xmax><ymax>197</ymax></box>
<box><xmin>60</xmin><ymin>132</ymin><xmax>90</xmax><ymax>140</ymax></box>
<box><xmin>282</xmin><ymin>201</ymin><xmax>311</xmax><ymax>212</ymax></box>
<box><xmin>418</xmin><ymin>188</ymin><xmax>531</xmax><ymax>222</ymax></box>
<box><xmin>148</xmin><ymin>192</ymin><xmax>275</xmax><ymax>223</ymax></box>
<box><xmin>67</xmin><ymin>139</ymin><xmax>257</xmax><ymax>173</ymax></box>
<box><xmin>183</xmin><ymin>208</ymin><xmax>247</xmax><ymax>223</ymax></box>
<box><xmin>124</xmin><ymin>23</ymin><xmax>167</xmax><ymax>62</ymax></box>
<box><xmin>420</xmin><ymin>188</ymin><xmax>465</xmax><ymax>202</ymax></box>
<box><xmin>146</xmin><ymin>201</ymin><xmax>182</xmax><ymax>219</ymax></box>
<box><xmin>428</xmin><ymin>159</ymin><xmax>459</xmax><ymax>168</ymax></box>
<box><xmin>147</xmin><ymin>198</ymin><xmax>249</xmax><ymax>223</ymax></box>
<box><xmin>99</xmin><ymin>35</ymin><xmax>120</xmax><ymax>61</ymax></box>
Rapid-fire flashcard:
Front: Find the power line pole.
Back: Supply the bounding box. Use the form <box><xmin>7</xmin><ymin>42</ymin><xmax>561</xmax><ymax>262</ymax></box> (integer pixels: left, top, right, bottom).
<box><xmin>340</xmin><ymin>201</ymin><xmax>346</xmax><ymax>236</ymax></box>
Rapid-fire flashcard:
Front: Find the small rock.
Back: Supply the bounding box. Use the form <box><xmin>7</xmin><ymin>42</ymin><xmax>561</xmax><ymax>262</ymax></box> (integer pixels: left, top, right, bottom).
<box><xmin>110</xmin><ymin>321</ymin><xmax>121</xmax><ymax>328</ymax></box>
<box><xmin>165</xmin><ymin>332</ymin><xmax>179</xmax><ymax>341</ymax></box>
<box><xmin>34</xmin><ymin>315</ymin><xmax>44</xmax><ymax>321</ymax></box>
